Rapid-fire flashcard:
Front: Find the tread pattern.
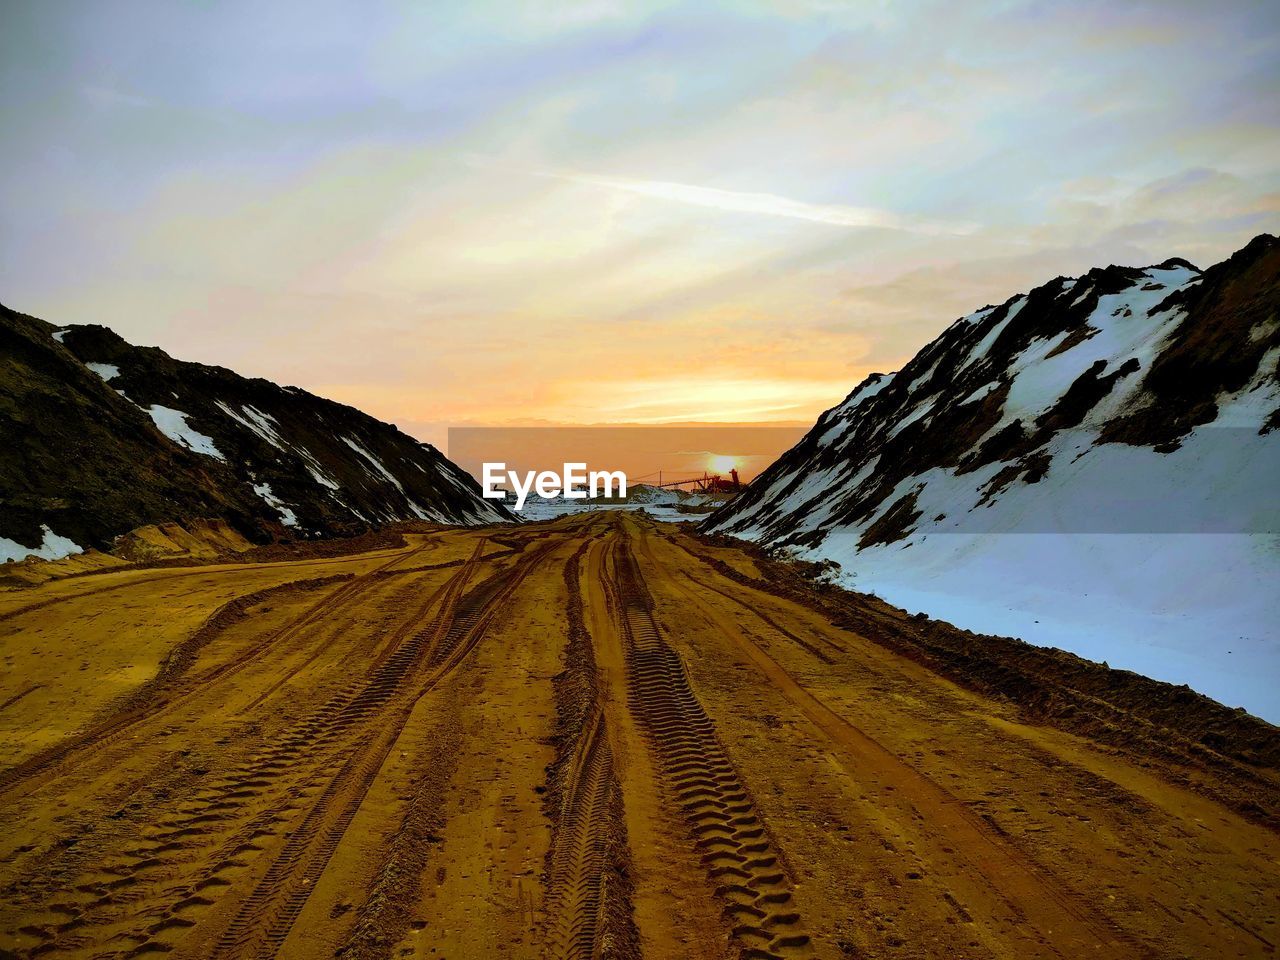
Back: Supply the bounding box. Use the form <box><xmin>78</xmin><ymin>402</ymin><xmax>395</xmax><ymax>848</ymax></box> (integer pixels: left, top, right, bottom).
<box><xmin>546</xmin><ymin>712</ymin><xmax>615</xmax><ymax>958</ymax></box>
<box><xmin>207</xmin><ymin>538</ymin><xmax>555</xmax><ymax>958</ymax></box>
<box><xmin>0</xmin><ymin>543</ymin><xmax>431</xmax><ymax>800</ymax></box>
<box><xmin>611</xmin><ymin>537</ymin><xmax>811</xmax><ymax>960</ymax></box>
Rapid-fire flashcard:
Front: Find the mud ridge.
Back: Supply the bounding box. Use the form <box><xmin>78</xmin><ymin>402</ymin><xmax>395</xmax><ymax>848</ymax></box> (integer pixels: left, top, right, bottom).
<box><xmin>542</xmin><ymin>543</ymin><xmax>639</xmax><ymax>960</ymax></box>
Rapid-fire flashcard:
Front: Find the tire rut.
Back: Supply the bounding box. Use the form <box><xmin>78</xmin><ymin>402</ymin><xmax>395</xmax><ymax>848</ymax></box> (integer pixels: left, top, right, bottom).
<box><xmin>204</xmin><ymin>537</ymin><xmax>556</xmax><ymax>959</ymax></box>
<box><xmin>0</xmin><ymin>543</ymin><xmax>431</xmax><ymax>802</ymax></box>
<box><xmin>609</xmin><ymin>535</ymin><xmax>811</xmax><ymax>960</ymax></box>
<box><xmin>5</xmin><ymin>541</ymin><xmax>492</xmax><ymax>958</ymax></box>
<box><xmin>542</xmin><ymin>544</ymin><xmax>637</xmax><ymax>960</ymax></box>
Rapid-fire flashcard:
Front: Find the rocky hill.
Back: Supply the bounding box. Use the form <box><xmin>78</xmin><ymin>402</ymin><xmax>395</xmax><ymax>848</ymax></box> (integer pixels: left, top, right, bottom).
<box><xmin>1</xmin><ymin>304</ymin><xmax>511</xmax><ymax>560</ymax></box>
<box><xmin>706</xmin><ymin>234</ymin><xmax>1280</xmax><ymax>719</ymax></box>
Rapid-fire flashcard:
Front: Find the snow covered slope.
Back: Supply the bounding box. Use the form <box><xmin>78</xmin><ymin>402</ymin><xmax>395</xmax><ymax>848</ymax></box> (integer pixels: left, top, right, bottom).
<box><xmin>707</xmin><ymin>235</ymin><xmax>1280</xmax><ymax>720</ymax></box>
<box><xmin>1</xmin><ymin>307</ymin><xmax>511</xmax><ymax>558</ymax></box>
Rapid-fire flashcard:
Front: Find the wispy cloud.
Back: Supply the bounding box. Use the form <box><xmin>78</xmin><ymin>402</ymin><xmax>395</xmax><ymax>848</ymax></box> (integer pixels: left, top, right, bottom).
<box><xmin>538</xmin><ymin>169</ymin><xmax>979</xmax><ymax>236</ymax></box>
<box><xmin>80</xmin><ymin>85</ymin><xmax>152</xmax><ymax>108</ymax></box>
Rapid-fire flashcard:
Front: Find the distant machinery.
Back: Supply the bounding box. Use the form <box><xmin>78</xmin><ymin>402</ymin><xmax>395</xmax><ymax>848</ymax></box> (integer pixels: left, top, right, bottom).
<box><xmin>653</xmin><ymin>468</ymin><xmax>741</xmax><ymax>494</ymax></box>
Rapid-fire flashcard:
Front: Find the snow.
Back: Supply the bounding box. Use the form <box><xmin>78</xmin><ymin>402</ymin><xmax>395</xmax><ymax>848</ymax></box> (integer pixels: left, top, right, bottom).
<box><xmin>215</xmin><ymin>401</ymin><xmax>347</xmax><ymax>494</ymax></box>
<box><xmin>342</xmin><ymin>437</ymin><xmax>406</xmax><ymax>493</ymax></box>
<box><xmin>961</xmin><ymin>295</ymin><xmax>1025</xmax><ymax>370</ymax></box>
<box><xmin>786</xmin><ymin>371</ymin><xmax>1278</xmax><ymax>718</ymax></box>
<box><xmin>305</xmin><ymin>463</ymin><xmax>343</xmax><ymax>492</ymax></box>
<box><xmin>887</xmin><ymin>398</ymin><xmax>933</xmax><ymax>438</ymax></box>
<box><xmin>817</xmin><ymin>530</ymin><xmax>1278</xmax><ymax>723</ymax></box>
<box><xmin>215</xmin><ymin>401</ymin><xmax>286</xmax><ymax>451</ymax></box>
<box><xmin>146</xmin><ymin>405</ymin><xmax>226</xmax><ymax>460</ymax></box>
<box><xmin>52</xmin><ymin>329</ymin><xmax>68</xmax><ymax>343</ymax></box>
<box><xmin>715</xmin><ymin>261</ymin><xmax>1280</xmax><ymax>721</ymax></box>
<box><xmin>250</xmin><ymin>481</ymin><xmax>299</xmax><ymax>527</ymax></box>
<box><xmin>833</xmin><ymin>372</ymin><xmax>894</xmax><ymax>417</ymax></box>
<box><xmin>1</xmin><ymin>525</ymin><xmax>84</xmax><ymax>563</ymax></box>
<box><xmin>776</xmin><ymin>394</ymin><xmax>1280</xmax><ymax>719</ymax></box>
<box><xmin>340</xmin><ymin>437</ymin><xmax>442</xmax><ymax>521</ymax></box>
<box><xmin>85</xmin><ymin>362</ymin><xmax>120</xmax><ymax>381</ymax></box>
<box><xmin>948</xmin><ymin>305</ymin><xmax>996</xmax><ymax>331</ymax></box>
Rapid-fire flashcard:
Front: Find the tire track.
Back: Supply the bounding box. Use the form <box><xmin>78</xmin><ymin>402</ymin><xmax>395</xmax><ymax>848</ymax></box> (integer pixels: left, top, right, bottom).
<box><xmin>0</xmin><ymin>543</ymin><xmax>430</xmax><ymax>801</ymax></box>
<box><xmin>682</xmin><ymin>572</ymin><xmax>838</xmax><ymax>664</ymax></box>
<box><xmin>657</xmin><ymin>534</ymin><xmax>1150</xmax><ymax>960</ymax></box>
<box><xmin>5</xmin><ymin>550</ymin><xmax>476</xmax><ymax>958</ymax></box>
<box><xmin>547</xmin><ymin>713</ymin><xmax>615</xmax><ymax>958</ymax></box>
<box><xmin>542</xmin><ymin>543</ymin><xmax>637</xmax><ymax>960</ymax></box>
<box><xmin>0</xmin><ymin>541</ymin><xmax>422</xmax><ymax>626</ymax></box>
<box><xmin>204</xmin><ymin>538</ymin><xmax>556</xmax><ymax>959</ymax></box>
<box><xmin>609</xmin><ymin>535</ymin><xmax>810</xmax><ymax>960</ymax></box>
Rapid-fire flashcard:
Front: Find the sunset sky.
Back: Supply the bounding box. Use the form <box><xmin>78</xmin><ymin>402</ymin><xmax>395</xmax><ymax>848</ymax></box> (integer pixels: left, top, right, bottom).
<box><xmin>3</xmin><ymin>1</ymin><xmax>1278</xmax><ymax>448</ymax></box>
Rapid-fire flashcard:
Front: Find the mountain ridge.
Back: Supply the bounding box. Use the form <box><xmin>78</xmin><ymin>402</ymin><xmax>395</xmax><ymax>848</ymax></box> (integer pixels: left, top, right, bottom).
<box><xmin>1</xmin><ymin>304</ymin><xmax>512</xmax><ymax>559</ymax></box>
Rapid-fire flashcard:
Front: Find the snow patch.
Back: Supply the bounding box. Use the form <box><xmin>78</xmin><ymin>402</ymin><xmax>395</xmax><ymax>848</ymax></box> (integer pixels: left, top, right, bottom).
<box><xmin>251</xmin><ymin>481</ymin><xmax>299</xmax><ymax>527</ymax></box>
<box><xmin>961</xmin><ymin>295</ymin><xmax>1026</xmax><ymax>370</ymax></box>
<box><xmin>1</xmin><ymin>525</ymin><xmax>84</xmax><ymax>563</ymax></box>
<box><xmin>215</xmin><ymin>401</ymin><xmax>286</xmax><ymax>451</ymax></box>
<box><xmin>146</xmin><ymin>405</ymin><xmax>225</xmax><ymax>460</ymax></box>
<box><xmin>85</xmin><ymin>362</ymin><xmax>120</xmax><ymax>381</ymax></box>
<box><xmin>342</xmin><ymin>437</ymin><xmax>406</xmax><ymax>494</ymax></box>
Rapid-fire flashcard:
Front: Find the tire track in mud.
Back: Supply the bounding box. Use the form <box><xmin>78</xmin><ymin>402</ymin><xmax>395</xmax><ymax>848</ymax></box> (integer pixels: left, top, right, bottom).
<box><xmin>0</xmin><ymin>541</ymin><xmax>424</xmax><ymax>627</ymax></box>
<box><xmin>656</xmin><ymin>532</ymin><xmax>1151</xmax><ymax>960</ymax></box>
<box><xmin>201</xmin><ymin>537</ymin><xmax>558</xmax><ymax>960</ymax></box>
<box><xmin>0</xmin><ymin>544</ymin><xmax>434</xmax><ymax>803</ymax></box>
<box><xmin>609</xmin><ymin>535</ymin><xmax>810</xmax><ymax>960</ymax></box>
<box><xmin>542</xmin><ymin>544</ymin><xmax>638</xmax><ymax>960</ymax></box>
<box><xmin>5</xmin><ymin>549</ymin><xmax>475</xmax><ymax>958</ymax></box>
<box><xmin>682</xmin><ymin>572</ymin><xmax>840</xmax><ymax>664</ymax></box>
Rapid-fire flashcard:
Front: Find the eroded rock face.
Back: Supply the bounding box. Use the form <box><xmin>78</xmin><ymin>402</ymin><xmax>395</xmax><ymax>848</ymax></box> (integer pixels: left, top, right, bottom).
<box><xmin>1</xmin><ymin>305</ymin><xmax>511</xmax><ymax>555</ymax></box>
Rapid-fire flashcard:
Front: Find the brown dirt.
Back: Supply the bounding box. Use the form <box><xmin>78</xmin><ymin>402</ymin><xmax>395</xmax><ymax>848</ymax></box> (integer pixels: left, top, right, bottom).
<box><xmin>0</xmin><ymin>514</ymin><xmax>1276</xmax><ymax>959</ymax></box>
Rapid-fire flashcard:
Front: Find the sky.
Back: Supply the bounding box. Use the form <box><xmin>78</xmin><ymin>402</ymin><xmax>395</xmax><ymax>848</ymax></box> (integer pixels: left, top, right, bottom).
<box><xmin>2</xmin><ymin>0</ymin><xmax>1278</xmax><ymax>446</ymax></box>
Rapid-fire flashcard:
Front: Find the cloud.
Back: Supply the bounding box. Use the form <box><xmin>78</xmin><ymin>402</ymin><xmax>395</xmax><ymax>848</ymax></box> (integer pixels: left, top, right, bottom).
<box><xmin>80</xmin><ymin>85</ymin><xmax>152</xmax><ymax>108</ymax></box>
<box><xmin>6</xmin><ymin>1</ymin><xmax>1280</xmax><ymax>435</ymax></box>
<box><xmin>537</xmin><ymin>168</ymin><xmax>979</xmax><ymax>236</ymax></box>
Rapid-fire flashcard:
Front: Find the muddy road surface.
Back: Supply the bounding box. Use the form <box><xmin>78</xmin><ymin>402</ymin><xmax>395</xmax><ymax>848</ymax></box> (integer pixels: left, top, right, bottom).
<box><xmin>1</xmin><ymin>514</ymin><xmax>1277</xmax><ymax>959</ymax></box>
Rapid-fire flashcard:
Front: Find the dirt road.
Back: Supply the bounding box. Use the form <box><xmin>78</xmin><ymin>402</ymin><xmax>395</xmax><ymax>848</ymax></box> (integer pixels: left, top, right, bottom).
<box><xmin>1</xmin><ymin>514</ymin><xmax>1276</xmax><ymax>959</ymax></box>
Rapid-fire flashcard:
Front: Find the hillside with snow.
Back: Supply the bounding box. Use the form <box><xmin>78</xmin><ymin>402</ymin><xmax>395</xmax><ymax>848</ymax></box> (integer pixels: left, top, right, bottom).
<box><xmin>707</xmin><ymin>235</ymin><xmax>1280</xmax><ymax>720</ymax></box>
<box><xmin>1</xmin><ymin>306</ymin><xmax>511</xmax><ymax>560</ymax></box>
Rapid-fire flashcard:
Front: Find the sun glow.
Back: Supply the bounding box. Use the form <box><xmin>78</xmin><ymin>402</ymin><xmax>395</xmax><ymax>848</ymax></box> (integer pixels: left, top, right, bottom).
<box><xmin>708</xmin><ymin>454</ymin><xmax>738</xmax><ymax>473</ymax></box>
